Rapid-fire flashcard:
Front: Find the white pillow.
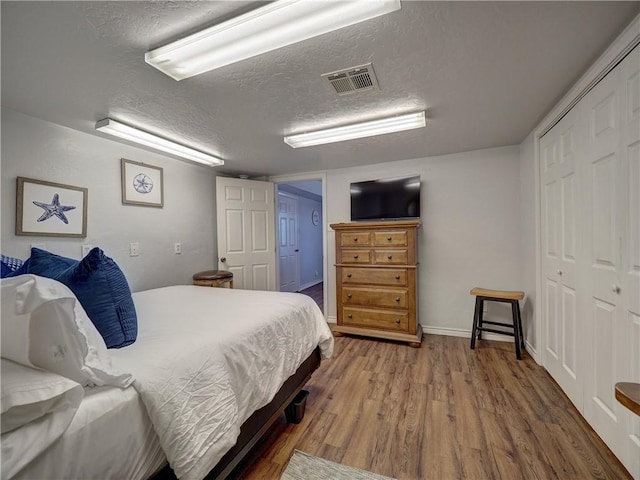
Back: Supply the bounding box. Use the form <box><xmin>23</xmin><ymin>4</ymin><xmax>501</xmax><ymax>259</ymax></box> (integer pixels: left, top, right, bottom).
<box><xmin>1</xmin><ymin>275</ymin><xmax>133</xmax><ymax>388</ymax></box>
<box><xmin>1</xmin><ymin>358</ymin><xmax>84</xmax><ymax>479</ymax></box>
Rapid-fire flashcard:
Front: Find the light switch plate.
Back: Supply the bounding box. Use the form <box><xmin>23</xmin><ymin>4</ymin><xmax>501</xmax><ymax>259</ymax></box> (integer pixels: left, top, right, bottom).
<box><xmin>129</xmin><ymin>242</ymin><xmax>139</xmax><ymax>257</ymax></box>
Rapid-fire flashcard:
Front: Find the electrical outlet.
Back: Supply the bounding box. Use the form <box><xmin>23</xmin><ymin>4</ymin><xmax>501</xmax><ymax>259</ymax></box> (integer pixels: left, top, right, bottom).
<box><xmin>174</xmin><ymin>243</ymin><xmax>182</xmax><ymax>254</ymax></box>
<box><xmin>81</xmin><ymin>244</ymin><xmax>92</xmax><ymax>257</ymax></box>
<box><xmin>30</xmin><ymin>243</ymin><xmax>46</xmax><ymax>250</ymax></box>
<box><xmin>129</xmin><ymin>242</ymin><xmax>139</xmax><ymax>257</ymax></box>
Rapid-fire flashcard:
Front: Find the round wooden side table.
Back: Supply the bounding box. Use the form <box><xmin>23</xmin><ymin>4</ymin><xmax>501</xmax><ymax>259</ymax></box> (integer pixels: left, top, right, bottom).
<box><xmin>192</xmin><ymin>270</ymin><xmax>234</xmax><ymax>288</ymax></box>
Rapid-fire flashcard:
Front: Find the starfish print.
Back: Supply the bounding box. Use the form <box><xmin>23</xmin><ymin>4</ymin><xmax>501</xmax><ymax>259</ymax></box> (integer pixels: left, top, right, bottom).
<box><xmin>33</xmin><ymin>193</ymin><xmax>76</xmax><ymax>224</ymax></box>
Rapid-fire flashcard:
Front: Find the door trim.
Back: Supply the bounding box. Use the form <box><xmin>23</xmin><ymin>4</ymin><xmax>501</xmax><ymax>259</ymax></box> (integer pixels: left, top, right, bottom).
<box><xmin>269</xmin><ymin>172</ymin><xmax>327</xmax><ymax>317</ymax></box>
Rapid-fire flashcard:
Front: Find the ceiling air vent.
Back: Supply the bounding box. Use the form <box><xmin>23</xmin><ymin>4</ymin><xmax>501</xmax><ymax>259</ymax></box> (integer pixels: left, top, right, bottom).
<box><xmin>322</xmin><ymin>63</ymin><xmax>380</xmax><ymax>96</ymax></box>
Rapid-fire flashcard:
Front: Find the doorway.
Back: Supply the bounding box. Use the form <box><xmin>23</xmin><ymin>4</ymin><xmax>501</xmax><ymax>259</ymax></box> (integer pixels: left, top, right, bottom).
<box><xmin>275</xmin><ymin>180</ymin><xmax>324</xmax><ymax>312</ymax></box>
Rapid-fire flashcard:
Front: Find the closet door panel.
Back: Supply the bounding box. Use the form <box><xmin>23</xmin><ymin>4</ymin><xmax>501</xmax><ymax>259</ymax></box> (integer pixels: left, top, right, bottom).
<box><xmin>583</xmin><ymin>58</ymin><xmax>625</xmax><ymax>457</ymax></box>
<box><xmin>620</xmin><ymin>47</ymin><xmax>640</xmax><ymax>478</ymax></box>
<box><xmin>540</xmin><ymin>112</ymin><xmax>583</xmax><ymax>407</ymax></box>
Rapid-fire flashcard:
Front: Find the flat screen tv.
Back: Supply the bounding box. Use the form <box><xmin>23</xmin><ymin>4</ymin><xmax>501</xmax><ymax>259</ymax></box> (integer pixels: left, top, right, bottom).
<box><xmin>350</xmin><ymin>175</ymin><xmax>420</xmax><ymax>221</ymax></box>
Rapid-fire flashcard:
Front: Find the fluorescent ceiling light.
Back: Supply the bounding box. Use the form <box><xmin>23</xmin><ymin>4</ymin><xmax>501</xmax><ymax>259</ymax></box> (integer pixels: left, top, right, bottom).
<box><xmin>95</xmin><ymin>119</ymin><xmax>224</xmax><ymax>166</ymax></box>
<box><xmin>145</xmin><ymin>0</ymin><xmax>401</xmax><ymax>81</ymax></box>
<box><xmin>284</xmin><ymin>111</ymin><xmax>426</xmax><ymax>148</ymax></box>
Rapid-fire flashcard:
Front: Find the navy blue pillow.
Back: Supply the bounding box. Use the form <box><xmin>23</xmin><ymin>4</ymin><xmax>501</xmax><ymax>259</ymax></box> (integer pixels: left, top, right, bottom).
<box><xmin>27</xmin><ymin>247</ymin><xmax>137</xmax><ymax>349</ymax></box>
<box><xmin>1</xmin><ymin>262</ymin><xmax>12</xmax><ymax>278</ymax></box>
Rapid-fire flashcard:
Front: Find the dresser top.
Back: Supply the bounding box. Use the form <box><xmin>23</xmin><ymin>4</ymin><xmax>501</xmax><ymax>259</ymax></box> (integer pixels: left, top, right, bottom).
<box><xmin>330</xmin><ymin>219</ymin><xmax>421</xmax><ymax>230</ymax></box>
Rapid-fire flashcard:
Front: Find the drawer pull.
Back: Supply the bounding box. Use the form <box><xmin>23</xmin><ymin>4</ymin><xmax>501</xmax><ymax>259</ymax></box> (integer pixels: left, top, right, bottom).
<box><xmin>353</xmin><ymin>255</ymin><xmax>359</xmax><ymax>259</ymax></box>
<box><xmin>395</xmin><ymin>275</ymin><xmax>400</xmax><ymax>280</ymax></box>
<box><xmin>387</xmin><ymin>236</ymin><xmax>392</xmax><ymax>241</ymax></box>
<box><xmin>347</xmin><ymin>294</ymin><xmax>352</xmax><ymax>299</ymax></box>
<box><xmin>353</xmin><ymin>236</ymin><xmax>358</xmax><ymax>242</ymax></box>
<box><xmin>387</xmin><ymin>255</ymin><xmax>393</xmax><ymax>260</ymax></box>
<box><xmin>347</xmin><ymin>273</ymin><xmax>352</xmax><ymax>278</ymax></box>
<box><xmin>395</xmin><ymin>297</ymin><xmax>401</xmax><ymax>302</ymax></box>
<box><xmin>395</xmin><ymin>318</ymin><xmax>401</xmax><ymax>324</ymax></box>
<box><xmin>348</xmin><ymin>314</ymin><xmax>353</xmax><ymax>319</ymax></box>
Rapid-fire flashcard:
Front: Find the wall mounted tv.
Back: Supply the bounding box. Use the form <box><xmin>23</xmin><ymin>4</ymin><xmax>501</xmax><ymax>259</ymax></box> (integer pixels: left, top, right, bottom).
<box><xmin>350</xmin><ymin>175</ymin><xmax>420</xmax><ymax>221</ymax></box>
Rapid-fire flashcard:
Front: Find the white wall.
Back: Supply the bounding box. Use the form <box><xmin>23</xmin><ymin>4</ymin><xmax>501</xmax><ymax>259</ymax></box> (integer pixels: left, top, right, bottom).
<box><xmin>519</xmin><ymin>132</ymin><xmax>537</xmax><ymax>356</ymax></box>
<box><xmin>297</xmin><ymin>195</ymin><xmax>323</xmax><ymax>289</ymax></box>
<box><xmin>1</xmin><ymin>109</ymin><xmax>218</xmax><ymax>292</ymax></box>
<box><xmin>325</xmin><ymin>145</ymin><xmax>523</xmax><ymax>334</ymax></box>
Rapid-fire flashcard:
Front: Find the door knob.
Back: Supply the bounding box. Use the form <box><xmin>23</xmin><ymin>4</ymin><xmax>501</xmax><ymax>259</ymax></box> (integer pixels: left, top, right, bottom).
<box><xmin>556</xmin><ymin>269</ymin><xmax>562</xmax><ymax>275</ymax></box>
<box><xmin>395</xmin><ymin>318</ymin><xmax>401</xmax><ymax>324</ymax></box>
<box><xmin>611</xmin><ymin>284</ymin><xmax>621</xmax><ymax>294</ymax></box>
<box><xmin>347</xmin><ymin>294</ymin><xmax>352</xmax><ymax>299</ymax></box>
<box><xmin>387</xmin><ymin>236</ymin><xmax>392</xmax><ymax>241</ymax></box>
<box><xmin>354</xmin><ymin>255</ymin><xmax>359</xmax><ymax>259</ymax></box>
<box><xmin>395</xmin><ymin>297</ymin><xmax>401</xmax><ymax>302</ymax></box>
<box><xmin>347</xmin><ymin>273</ymin><xmax>352</xmax><ymax>278</ymax></box>
<box><xmin>220</xmin><ymin>257</ymin><xmax>227</xmax><ymax>263</ymax></box>
<box><xmin>395</xmin><ymin>275</ymin><xmax>401</xmax><ymax>280</ymax></box>
<box><xmin>353</xmin><ymin>236</ymin><xmax>358</xmax><ymax>242</ymax></box>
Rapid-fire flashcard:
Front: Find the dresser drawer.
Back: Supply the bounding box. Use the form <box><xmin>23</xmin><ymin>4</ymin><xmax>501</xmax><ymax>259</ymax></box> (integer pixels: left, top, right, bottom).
<box><xmin>340</xmin><ymin>232</ymin><xmax>371</xmax><ymax>246</ymax></box>
<box><xmin>342</xmin><ymin>286</ymin><xmax>408</xmax><ymax>308</ymax></box>
<box><xmin>342</xmin><ymin>307</ymin><xmax>409</xmax><ymax>332</ymax></box>
<box><xmin>341</xmin><ymin>267</ymin><xmax>407</xmax><ymax>286</ymax></box>
<box><xmin>374</xmin><ymin>249</ymin><xmax>408</xmax><ymax>265</ymax></box>
<box><xmin>373</xmin><ymin>230</ymin><xmax>407</xmax><ymax>246</ymax></box>
<box><xmin>338</xmin><ymin>249</ymin><xmax>371</xmax><ymax>264</ymax></box>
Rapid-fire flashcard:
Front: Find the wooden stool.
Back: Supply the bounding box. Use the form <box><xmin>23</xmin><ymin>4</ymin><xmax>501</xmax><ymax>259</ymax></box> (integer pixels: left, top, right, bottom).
<box><xmin>615</xmin><ymin>382</ymin><xmax>640</xmax><ymax>416</ymax></box>
<box><xmin>470</xmin><ymin>287</ymin><xmax>525</xmax><ymax>359</ymax></box>
<box><xmin>193</xmin><ymin>270</ymin><xmax>234</xmax><ymax>288</ymax></box>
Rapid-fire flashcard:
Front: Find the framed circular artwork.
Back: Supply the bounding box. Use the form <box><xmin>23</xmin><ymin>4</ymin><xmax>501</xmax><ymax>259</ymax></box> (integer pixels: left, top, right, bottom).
<box><xmin>311</xmin><ymin>209</ymin><xmax>320</xmax><ymax>225</ymax></box>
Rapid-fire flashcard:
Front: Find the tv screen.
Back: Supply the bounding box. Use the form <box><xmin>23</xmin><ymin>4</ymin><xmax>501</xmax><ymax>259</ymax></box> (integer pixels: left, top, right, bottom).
<box><xmin>350</xmin><ymin>175</ymin><xmax>420</xmax><ymax>221</ymax></box>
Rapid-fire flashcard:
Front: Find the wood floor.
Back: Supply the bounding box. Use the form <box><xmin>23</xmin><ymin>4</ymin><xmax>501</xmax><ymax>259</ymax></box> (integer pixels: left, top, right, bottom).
<box><xmin>231</xmin><ymin>334</ymin><xmax>631</xmax><ymax>480</ymax></box>
<box><xmin>299</xmin><ymin>282</ymin><xmax>323</xmax><ymax>313</ymax></box>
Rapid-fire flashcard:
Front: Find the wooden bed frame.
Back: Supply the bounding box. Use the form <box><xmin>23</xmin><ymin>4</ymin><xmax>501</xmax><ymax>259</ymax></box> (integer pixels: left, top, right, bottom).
<box><xmin>153</xmin><ymin>347</ymin><xmax>322</xmax><ymax>480</ymax></box>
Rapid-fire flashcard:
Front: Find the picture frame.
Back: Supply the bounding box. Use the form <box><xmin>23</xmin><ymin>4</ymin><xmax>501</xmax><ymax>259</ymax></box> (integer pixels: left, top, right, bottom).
<box><xmin>121</xmin><ymin>158</ymin><xmax>164</xmax><ymax>208</ymax></box>
<box><xmin>16</xmin><ymin>177</ymin><xmax>88</xmax><ymax>238</ymax></box>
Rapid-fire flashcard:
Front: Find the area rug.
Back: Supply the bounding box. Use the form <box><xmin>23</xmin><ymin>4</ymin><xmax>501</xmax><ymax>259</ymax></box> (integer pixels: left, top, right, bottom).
<box><xmin>281</xmin><ymin>450</ymin><xmax>397</xmax><ymax>480</ymax></box>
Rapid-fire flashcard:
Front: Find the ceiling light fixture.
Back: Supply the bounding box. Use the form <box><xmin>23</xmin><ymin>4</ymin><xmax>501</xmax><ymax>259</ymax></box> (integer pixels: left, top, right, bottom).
<box><xmin>145</xmin><ymin>0</ymin><xmax>401</xmax><ymax>81</ymax></box>
<box><xmin>95</xmin><ymin>119</ymin><xmax>224</xmax><ymax>166</ymax></box>
<box><xmin>283</xmin><ymin>111</ymin><xmax>426</xmax><ymax>148</ymax></box>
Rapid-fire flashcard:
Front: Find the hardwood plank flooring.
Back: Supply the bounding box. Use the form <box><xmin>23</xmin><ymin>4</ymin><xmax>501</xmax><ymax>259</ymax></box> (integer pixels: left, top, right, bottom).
<box><xmin>230</xmin><ymin>334</ymin><xmax>631</xmax><ymax>480</ymax></box>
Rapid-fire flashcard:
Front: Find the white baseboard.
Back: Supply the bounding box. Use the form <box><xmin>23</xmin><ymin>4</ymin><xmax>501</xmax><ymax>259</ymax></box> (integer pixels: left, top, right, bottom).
<box><xmin>422</xmin><ymin>325</ymin><xmax>513</xmax><ymax>342</ymax></box>
<box><xmin>422</xmin><ymin>325</ymin><xmax>540</xmax><ymax>363</ymax></box>
<box><xmin>325</xmin><ymin>321</ymin><xmax>539</xmax><ymax>363</ymax></box>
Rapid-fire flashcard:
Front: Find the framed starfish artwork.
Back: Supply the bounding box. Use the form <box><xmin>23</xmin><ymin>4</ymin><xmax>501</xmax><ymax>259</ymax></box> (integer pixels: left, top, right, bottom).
<box><xmin>121</xmin><ymin>158</ymin><xmax>164</xmax><ymax>208</ymax></box>
<box><xmin>16</xmin><ymin>177</ymin><xmax>88</xmax><ymax>238</ymax></box>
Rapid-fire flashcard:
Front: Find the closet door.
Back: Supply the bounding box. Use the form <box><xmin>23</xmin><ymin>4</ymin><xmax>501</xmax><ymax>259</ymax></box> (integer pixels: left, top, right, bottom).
<box><xmin>540</xmin><ymin>110</ymin><xmax>583</xmax><ymax>409</ymax></box>
<box><xmin>582</xmin><ymin>47</ymin><xmax>639</xmax><ymax>472</ymax></box>
<box><xmin>619</xmin><ymin>46</ymin><xmax>640</xmax><ymax>478</ymax></box>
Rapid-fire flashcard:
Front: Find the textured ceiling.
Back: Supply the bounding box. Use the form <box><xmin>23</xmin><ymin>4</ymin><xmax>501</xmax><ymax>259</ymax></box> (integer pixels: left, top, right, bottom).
<box><xmin>2</xmin><ymin>1</ymin><xmax>638</xmax><ymax>177</ymax></box>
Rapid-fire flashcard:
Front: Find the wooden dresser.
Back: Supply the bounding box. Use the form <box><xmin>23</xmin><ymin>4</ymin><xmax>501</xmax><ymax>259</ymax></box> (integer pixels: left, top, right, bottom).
<box><xmin>331</xmin><ymin>220</ymin><xmax>422</xmax><ymax>347</ymax></box>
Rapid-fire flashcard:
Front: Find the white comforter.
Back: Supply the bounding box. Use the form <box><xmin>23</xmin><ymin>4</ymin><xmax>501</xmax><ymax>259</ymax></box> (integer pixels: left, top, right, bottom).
<box><xmin>110</xmin><ymin>286</ymin><xmax>333</xmax><ymax>480</ymax></box>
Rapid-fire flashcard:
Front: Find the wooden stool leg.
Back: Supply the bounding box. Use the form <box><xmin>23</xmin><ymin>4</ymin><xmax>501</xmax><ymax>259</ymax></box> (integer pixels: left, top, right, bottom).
<box><xmin>511</xmin><ymin>300</ymin><xmax>522</xmax><ymax>360</ymax></box>
<box><xmin>516</xmin><ymin>301</ymin><xmax>525</xmax><ymax>348</ymax></box>
<box><xmin>477</xmin><ymin>298</ymin><xmax>485</xmax><ymax>340</ymax></box>
<box><xmin>470</xmin><ymin>296</ymin><xmax>481</xmax><ymax>349</ymax></box>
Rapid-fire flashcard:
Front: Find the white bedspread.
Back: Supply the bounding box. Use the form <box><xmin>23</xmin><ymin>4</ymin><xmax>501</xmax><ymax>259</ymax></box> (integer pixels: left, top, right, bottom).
<box><xmin>110</xmin><ymin>286</ymin><xmax>333</xmax><ymax>480</ymax></box>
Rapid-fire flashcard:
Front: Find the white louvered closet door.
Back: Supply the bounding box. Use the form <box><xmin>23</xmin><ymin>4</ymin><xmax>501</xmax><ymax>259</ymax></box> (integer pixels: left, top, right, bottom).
<box><xmin>540</xmin><ymin>109</ymin><xmax>584</xmax><ymax>410</ymax></box>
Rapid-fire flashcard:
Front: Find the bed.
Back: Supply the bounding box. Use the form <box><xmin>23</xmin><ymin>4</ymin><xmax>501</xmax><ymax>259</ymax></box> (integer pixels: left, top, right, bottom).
<box><xmin>1</xmin><ymin>275</ymin><xmax>333</xmax><ymax>480</ymax></box>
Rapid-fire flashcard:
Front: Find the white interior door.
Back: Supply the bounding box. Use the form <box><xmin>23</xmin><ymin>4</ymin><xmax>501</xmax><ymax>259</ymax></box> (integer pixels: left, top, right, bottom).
<box><xmin>582</xmin><ymin>49</ymin><xmax>635</xmax><ymax>467</ymax></box>
<box><xmin>540</xmin><ymin>109</ymin><xmax>583</xmax><ymax>410</ymax></box>
<box><xmin>216</xmin><ymin>177</ymin><xmax>276</xmax><ymax>291</ymax></box>
<box><xmin>620</xmin><ymin>46</ymin><xmax>640</xmax><ymax>479</ymax></box>
<box><xmin>277</xmin><ymin>193</ymin><xmax>300</xmax><ymax>293</ymax></box>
